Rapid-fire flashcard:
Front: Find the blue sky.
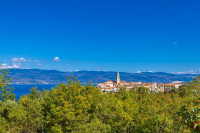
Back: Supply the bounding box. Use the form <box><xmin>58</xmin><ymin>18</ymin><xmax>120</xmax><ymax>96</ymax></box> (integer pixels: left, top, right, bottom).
<box><xmin>0</xmin><ymin>0</ymin><xmax>200</xmax><ymax>73</ymax></box>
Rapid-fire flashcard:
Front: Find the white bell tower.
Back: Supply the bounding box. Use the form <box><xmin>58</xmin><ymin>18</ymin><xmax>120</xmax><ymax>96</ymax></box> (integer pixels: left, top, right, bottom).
<box><xmin>116</xmin><ymin>72</ymin><xmax>120</xmax><ymax>85</ymax></box>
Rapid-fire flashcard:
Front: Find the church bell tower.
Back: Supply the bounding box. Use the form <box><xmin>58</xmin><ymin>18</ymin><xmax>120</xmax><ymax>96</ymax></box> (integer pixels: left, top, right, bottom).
<box><xmin>116</xmin><ymin>72</ymin><xmax>120</xmax><ymax>85</ymax></box>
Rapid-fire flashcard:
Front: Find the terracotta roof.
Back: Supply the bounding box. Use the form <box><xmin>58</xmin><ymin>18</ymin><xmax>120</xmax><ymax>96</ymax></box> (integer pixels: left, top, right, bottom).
<box><xmin>143</xmin><ymin>83</ymin><xmax>151</xmax><ymax>86</ymax></box>
<box><xmin>105</xmin><ymin>88</ymin><xmax>112</xmax><ymax>90</ymax></box>
<box><xmin>164</xmin><ymin>84</ymin><xmax>173</xmax><ymax>87</ymax></box>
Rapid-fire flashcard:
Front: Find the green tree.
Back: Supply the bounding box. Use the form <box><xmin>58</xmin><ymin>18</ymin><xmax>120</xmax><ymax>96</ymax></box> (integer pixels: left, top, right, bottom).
<box><xmin>190</xmin><ymin>76</ymin><xmax>200</xmax><ymax>96</ymax></box>
<box><xmin>42</xmin><ymin>77</ymin><xmax>102</xmax><ymax>132</ymax></box>
<box><xmin>170</xmin><ymin>87</ymin><xmax>178</xmax><ymax>94</ymax></box>
<box><xmin>0</xmin><ymin>68</ymin><xmax>15</xmax><ymax>102</ymax></box>
<box><xmin>1</xmin><ymin>73</ymin><xmax>200</xmax><ymax>132</ymax></box>
<box><xmin>137</xmin><ymin>87</ymin><xmax>149</xmax><ymax>94</ymax></box>
<box><xmin>75</xmin><ymin>118</ymin><xmax>111</xmax><ymax>133</ymax></box>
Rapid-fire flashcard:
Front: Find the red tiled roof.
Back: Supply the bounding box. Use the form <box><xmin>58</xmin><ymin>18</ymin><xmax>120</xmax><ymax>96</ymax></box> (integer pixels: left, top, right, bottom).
<box><xmin>124</xmin><ymin>85</ymin><xmax>132</xmax><ymax>87</ymax></box>
<box><xmin>164</xmin><ymin>84</ymin><xmax>173</xmax><ymax>87</ymax></box>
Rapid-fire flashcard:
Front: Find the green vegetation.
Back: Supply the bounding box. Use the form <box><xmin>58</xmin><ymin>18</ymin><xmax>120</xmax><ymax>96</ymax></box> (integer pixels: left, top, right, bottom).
<box><xmin>0</xmin><ymin>68</ymin><xmax>15</xmax><ymax>101</ymax></box>
<box><xmin>1</xmin><ymin>68</ymin><xmax>200</xmax><ymax>132</ymax></box>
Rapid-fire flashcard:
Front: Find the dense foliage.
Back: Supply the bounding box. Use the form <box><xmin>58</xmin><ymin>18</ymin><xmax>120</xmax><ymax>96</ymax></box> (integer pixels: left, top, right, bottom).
<box><xmin>0</xmin><ymin>68</ymin><xmax>15</xmax><ymax>101</ymax></box>
<box><xmin>1</xmin><ymin>69</ymin><xmax>200</xmax><ymax>132</ymax></box>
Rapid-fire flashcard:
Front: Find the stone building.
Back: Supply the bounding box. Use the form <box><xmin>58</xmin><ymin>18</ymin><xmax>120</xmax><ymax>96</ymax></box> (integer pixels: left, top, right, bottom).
<box><xmin>97</xmin><ymin>72</ymin><xmax>182</xmax><ymax>93</ymax></box>
<box><xmin>97</xmin><ymin>72</ymin><xmax>140</xmax><ymax>92</ymax></box>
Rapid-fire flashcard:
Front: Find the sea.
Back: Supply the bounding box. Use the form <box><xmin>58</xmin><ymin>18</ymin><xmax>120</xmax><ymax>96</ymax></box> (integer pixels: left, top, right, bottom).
<box><xmin>12</xmin><ymin>84</ymin><xmax>57</xmax><ymax>100</ymax></box>
<box><xmin>11</xmin><ymin>83</ymin><xmax>98</xmax><ymax>100</ymax></box>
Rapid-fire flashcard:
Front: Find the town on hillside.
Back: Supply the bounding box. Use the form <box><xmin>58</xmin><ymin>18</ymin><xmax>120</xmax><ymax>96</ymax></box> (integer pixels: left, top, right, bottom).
<box><xmin>97</xmin><ymin>72</ymin><xmax>185</xmax><ymax>93</ymax></box>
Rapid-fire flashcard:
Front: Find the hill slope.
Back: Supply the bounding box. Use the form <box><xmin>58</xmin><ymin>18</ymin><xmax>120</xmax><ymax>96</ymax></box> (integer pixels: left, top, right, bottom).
<box><xmin>8</xmin><ymin>69</ymin><xmax>197</xmax><ymax>84</ymax></box>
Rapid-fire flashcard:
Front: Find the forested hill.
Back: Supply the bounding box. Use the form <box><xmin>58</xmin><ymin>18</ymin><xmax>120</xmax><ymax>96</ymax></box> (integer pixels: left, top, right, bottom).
<box><xmin>8</xmin><ymin>69</ymin><xmax>197</xmax><ymax>84</ymax></box>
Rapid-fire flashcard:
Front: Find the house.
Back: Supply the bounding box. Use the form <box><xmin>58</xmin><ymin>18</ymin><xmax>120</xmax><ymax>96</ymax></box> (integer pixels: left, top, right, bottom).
<box><xmin>97</xmin><ymin>72</ymin><xmax>178</xmax><ymax>93</ymax></box>
<box><xmin>163</xmin><ymin>83</ymin><xmax>174</xmax><ymax>92</ymax></box>
<box><xmin>97</xmin><ymin>72</ymin><xmax>135</xmax><ymax>92</ymax></box>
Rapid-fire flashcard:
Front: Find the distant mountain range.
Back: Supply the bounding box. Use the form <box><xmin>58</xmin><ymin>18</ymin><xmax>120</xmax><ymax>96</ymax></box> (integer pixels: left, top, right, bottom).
<box><xmin>7</xmin><ymin>69</ymin><xmax>198</xmax><ymax>85</ymax></box>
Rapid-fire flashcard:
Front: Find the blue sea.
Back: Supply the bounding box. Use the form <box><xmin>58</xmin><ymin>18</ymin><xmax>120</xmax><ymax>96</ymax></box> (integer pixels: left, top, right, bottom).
<box><xmin>12</xmin><ymin>84</ymin><xmax>57</xmax><ymax>100</ymax></box>
<box><xmin>12</xmin><ymin>83</ymin><xmax>98</xmax><ymax>100</ymax></box>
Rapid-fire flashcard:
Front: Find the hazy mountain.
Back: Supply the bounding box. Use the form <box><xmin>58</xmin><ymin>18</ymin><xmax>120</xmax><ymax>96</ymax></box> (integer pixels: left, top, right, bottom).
<box><xmin>8</xmin><ymin>69</ymin><xmax>198</xmax><ymax>85</ymax></box>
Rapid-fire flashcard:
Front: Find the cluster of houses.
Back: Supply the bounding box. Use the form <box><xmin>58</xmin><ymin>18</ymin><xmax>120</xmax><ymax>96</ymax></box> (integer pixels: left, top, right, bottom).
<box><xmin>97</xmin><ymin>72</ymin><xmax>184</xmax><ymax>93</ymax></box>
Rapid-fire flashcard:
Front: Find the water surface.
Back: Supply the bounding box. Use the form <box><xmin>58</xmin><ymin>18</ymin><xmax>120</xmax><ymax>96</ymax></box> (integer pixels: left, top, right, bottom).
<box><xmin>12</xmin><ymin>84</ymin><xmax>56</xmax><ymax>100</ymax></box>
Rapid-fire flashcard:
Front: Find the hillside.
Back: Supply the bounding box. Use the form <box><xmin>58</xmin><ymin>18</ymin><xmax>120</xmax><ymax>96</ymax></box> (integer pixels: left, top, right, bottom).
<box><xmin>8</xmin><ymin>69</ymin><xmax>197</xmax><ymax>84</ymax></box>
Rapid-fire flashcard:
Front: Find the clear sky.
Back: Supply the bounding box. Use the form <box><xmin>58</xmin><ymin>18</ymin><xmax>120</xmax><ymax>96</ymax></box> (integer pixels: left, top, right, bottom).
<box><xmin>0</xmin><ymin>0</ymin><xmax>200</xmax><ymax>73</ymax></box>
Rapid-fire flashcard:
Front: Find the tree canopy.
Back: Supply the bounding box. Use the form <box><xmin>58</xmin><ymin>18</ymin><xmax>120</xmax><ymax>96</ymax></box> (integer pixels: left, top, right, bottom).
<box><xmin>0</xmin><ymin>69</ymin><xmax>200</xmax><ymax>132</ymax></box>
